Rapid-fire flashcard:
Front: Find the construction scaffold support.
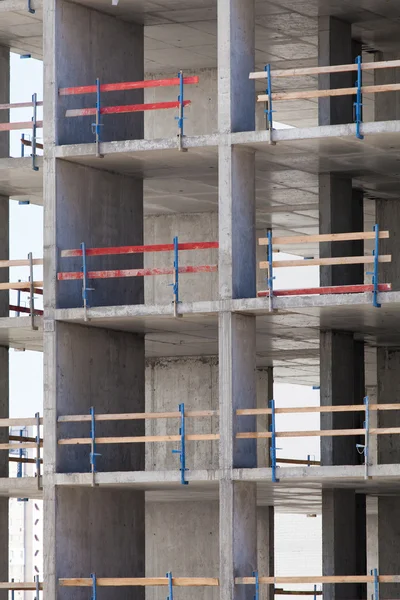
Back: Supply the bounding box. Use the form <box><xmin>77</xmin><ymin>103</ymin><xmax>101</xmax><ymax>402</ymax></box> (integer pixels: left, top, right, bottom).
<box><xmin>354</xmin><ymin>55</ymin><xmax>364</xmax><ymax>140</ymax></box>
<box><xmin>167</xmin><ymin>572</ymin><xmax>174</xmax><ymax>600</ymax></box>
<box><xmin>253</xmin><ymin>571</ymin><xmax>259</xmax><ymax>600</ymax></box>
<box><xmin>269</xmin><ymin>399</ymin><xmax>279</xmax><ymax>483</ymax></box>
<box><xmin>172</xmin><ymin>403</ymin><xmax>188</xmax><ymax>485</ymax></box>
<box><xmin>176</xmin><ymin>71</ymin><xmax>187</xmax><ymax>152</ymax></box>
<box><xmin>91</xmin><ymin>78</ymin><xmax>103</xmax><ymax>158</ymax></box>
<box><xmin>90</xmin><ymin>407</ymin><xmax>100</xmax><ymax>487</ymax></box>
<box><xmin>31</xmin><ymin>93</ymin><xmax>39</xmax><ymax>171</ymax></box>
<box><xmin>35</xmin><ymin>412</ymin><xmax>41</xmax><ymax>489</ymax></box>
<box><xmin>264</xmin><ymin>64</ymin><xmax>274</xmax><ymax>144</ymax></box>
<box><xmin>91</xmin><ymin>573</ymin><xmax>97</xmax><ymax>600</ymax></box>
<box><xmin>373</xmin><ymin>568</ymin><xmax>379</xmax><ymax>600</ymax></box>
<box><xmin>267</xmin><ymin>228</ymin><xmax>274</xmax><ymax>312</ymax></box>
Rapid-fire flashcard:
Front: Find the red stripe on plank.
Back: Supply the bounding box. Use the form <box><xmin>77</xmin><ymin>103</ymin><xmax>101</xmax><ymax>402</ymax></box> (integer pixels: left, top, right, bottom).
<box><xmin>257</xmin><ymin>283</ymin><xmax>392</xmax><ymax>297</ymax></box>
<box><xmin>61</xmin><ymin>242</ymin><xmax>219</xmax><ymax>258</ymax></box>
<box><xmin>66</xmin><ymin>101</ymin><xmax>190</xmax><ymax>117</ymax></box>
<box><xmin>59</xmin><ymin>76</ymin><xmax>199</xmax><ymax>96</ymax></box>
<box><xmin>58</xmin><ymin>265</ymin><xmax>218</xmax><ymax>281</ymax></box>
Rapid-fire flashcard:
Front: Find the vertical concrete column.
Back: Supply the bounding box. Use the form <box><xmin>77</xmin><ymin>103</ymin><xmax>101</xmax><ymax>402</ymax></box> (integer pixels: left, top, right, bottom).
<box><xmin>257</xmin><ymin>507</ymin><xmax>274</xmax><ymax>600</ymax></box>
<box><xmin>318</xmin><ymin>19</ymin><xmax>366</xmax><ymax>600</ymax></box>
<box><xmin>0</xmin><ymin>44</ymin><xmax>9</xmax><ymax>600</ymax></box>
<box><xmin>374</xmin><ymin>51</ymin><xmax>400</xmax><ymax>121</ymax></box>
<box><xmin>218</xmin><ymin>2</ymin><xmax>257</xmax><ymax>600</ymax></box>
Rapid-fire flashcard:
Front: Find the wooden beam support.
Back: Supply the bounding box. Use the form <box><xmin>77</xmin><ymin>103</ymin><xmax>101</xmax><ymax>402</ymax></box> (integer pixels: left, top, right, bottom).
<box><xmin>259</xmin><ymin>255</ymin><xmax>391</xmax><ymax>269</ymax></box>
<box><xmin>58</xmin><ymin>409</ymin><xmax>218</xmax><ymax>423</ymax></box>
<box><xmin>0</xmin><ymin>280</ymin><xmax>43</xmax><ymax>291</ymax></box>
<box><xmin>59</xmin><ymin>577</ymin><xmax>219</xmax><ymax>587</ymax></box>
<box><xmin>258</xmin><ymin>231</ymin><xmax>389</xmax><ymax>246</ymax></box>
<box><xmin>58</xmin><ymin>433</ymin><xmax>220</xmax><ymax>445</ymax></box>
<box><xmin>249</xmin><ymin>59</ymin><xmax>400</xmax><ymax>79</ymax></box>
<box><xmin>258</xmin><ymin>83</ymin><xmax>400</xmax><ymax>102</ymax></box>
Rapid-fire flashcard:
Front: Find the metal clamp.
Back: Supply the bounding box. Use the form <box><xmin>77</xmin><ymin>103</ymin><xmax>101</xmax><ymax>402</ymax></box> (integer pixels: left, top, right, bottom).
<box><xmin>31</xmin><ymin>93</ymin><xmax>39</xmax><ymax>171</ymax></box>
<box><xmin>366</xmin><ymin>224</ymin><xmax>381</xmax><ymax>308</ymax></box>
<box><xmin>91</xmin><ymin>573</ymin><xmax>97</xmax><ymax>600</ymax></box>
<box><xmin>35</xmin><ymin>412</ymin><xmax>42</xmax><ymax>490</ymax></box>
<box><xmin>91</xmin><ymin>79</ymin><xmax>103</xmax><ymax>158</ymax></box>
<box><xmin>28</xmin><ymin>252</ymin><xmax>38</xmax><ymax>331</ymax></box>
<box><xmin>267</xmin><ymin>229</ymin><xmax>275</xmax><ymax>312</ymax></box>
<box><xmin>166</xmin><ymin>572</ymin><xmax>173</xmax><ymax>600</ymax></box>
<box><xmin>269</xmin><ymin>399</ymin><xmax>279</xmax><ymax>483</ymax></box>
<box><xmin>172</xmin><ymin>403</ymin><xmax>188</xmax><ymax>485</ymax></box>
<box><xmin>90</xmin><ymin>407</ymin><xmax>101</xmax><ymax>487</ymax></box>
<box><xmin>253</xmin><ymin>571</ymin><xmax>259</xmax><ymax>600</ymax></box>
<box><xmin>169</xmin><ymin>236</ymin><xmax>181</xmax><ymax>318</ymax></box>
<box><xmin>176</xmin><ymin>71</ymin><xmax>187</xmax><ymax>152</ymax></box>
<box><xmin>354</xmin><ymin>55</ymin><xmax>364</xmax><ymax>140</ymax></box>
<box><xmin>264</xmin><ymin>64</ymin><xmax>275</xmax><ymax>144</ymax></box>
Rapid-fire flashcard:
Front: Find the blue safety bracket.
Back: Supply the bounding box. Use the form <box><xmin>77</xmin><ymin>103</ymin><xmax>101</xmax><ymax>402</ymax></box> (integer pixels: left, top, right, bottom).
<box><xmin>21</xmin><ymin>133</ymin><xmax>25</xmax><ymax>158</ymax></box>
<box><xmin>172</xmin><ymin>403</ymin><xmax>188</xmax><ymax>485</ymax></box>
<box><xmin>269</xmin><ymin>399</ymin><xmax>279</xmax><ymax>482</ymax></box>
<box><xmin>91</xmin><ymin>573</ymin><xmax>97</xmax><ymax>600</ymax></box>
<box><xmin>28</xmin><ymin>0</ymin><xmax>35</xmax><ymax>13</ymax></box>
<box><xmin>31</xmin><ymin>93</ymin><xmax>39</xmax><ymax>171</ymax></box>
<box><xmin>267</xmin><ymin>229</ymin><xmax>275</xmax><ymax>311</ymax></box>
<box><xmin>90</xmin><ymin>407</ymin><xmax>101</xmax><ymax>485</ymax></box>
<box><xmin>253</xmin><ymin>571</ymin><xmax>259</xmax><ymax>600</ymax></box>
<box><xmin>264</xmin><ymin>64</ymin><xmax>274</xmax><ymax>131</ymax></box>
<box><xmin>354</xmin><ymin>55</ymin><xmax>364</xmax><ymax>140</ymax></box>
<box><xmin>169</xmin><ymin>236</ymin><xmax>181</xmax><ymax>317</ymax></box>
<box><xmin>91</xmin><ymin>78</ymin><xmax>103</xmax><ymax>158</ymax></box>
<box><xmin>372</xmin><ymin>568</ymin><xmax>379</xmax><ymax>600</ymax></box>
<box><xmin>176</xmin><ymin>71</ymin><xmax>187</xmax><ymax>151</ymax></box>
<box><xmin>166</xmin><ymin>572</ymin><xmax>173</xmax><ymax>600</ymax></box>
<box><xmin>367</xmin><ymin>224</ymin><xmax>381</xmax><ymax>308</ymax></box>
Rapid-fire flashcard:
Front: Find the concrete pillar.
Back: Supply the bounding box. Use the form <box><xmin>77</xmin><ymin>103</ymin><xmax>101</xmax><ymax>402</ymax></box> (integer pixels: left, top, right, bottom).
<box><xmin>217</xmin><ymin>2</ymin><xmax>257</xmax><ymax>599</ymax></box>
<box><xmin>375</xmin><ymin>199</ymin><xmax>400</xmax><ymax>291</ymax></box>
<box><xmin>0</xmin><ymin>44</ymin><xmax>9</xmax><ymax>600</ymax></box>
<box><xmin>318</xmin><ymin>19</ymin><xmax>366</xmax><ymax>600</ymax></box>
<box><xmin>43</xmin><ymin>3</ymin><xmax>145</xmax><ymax>600</ymax></box>
<box><xmin>257</xmin><ymin>507</ymin><xmax>274</xmax><ymax>600</ymax></box>
<box><xmin>366</xmin><ymin>497</ymin><xmax>378</xmax><ymax>600</ymax></box>
<box><xmin>374</xmin><ymin>51</ymin><xmax>400</xmax><ymax>121</ymax></box>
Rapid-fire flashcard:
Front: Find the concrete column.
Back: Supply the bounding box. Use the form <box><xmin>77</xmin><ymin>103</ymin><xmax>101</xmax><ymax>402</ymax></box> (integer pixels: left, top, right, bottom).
<box><xmin>366</xmin><ymin>497</ymin><xmax>378</xmax><ymax>600</ymax></box>
<box><xmin>0</xmin><ymin>44</ymin><xmax>9</xmax><ymax>600</ymax></box>
<box><xmin>376</xmin><ymin>199</ymin><xmax>400</xmax><ymax>291</ymax></box>
<box><xmin>374</xmin><ymin>51</ymin><xmax>400</xmax><ymax>121</ymax></box>
<box><xmin>257</xmin><ymin>507</ymin><xmax>274</xmax><ymax>600</ymax></box>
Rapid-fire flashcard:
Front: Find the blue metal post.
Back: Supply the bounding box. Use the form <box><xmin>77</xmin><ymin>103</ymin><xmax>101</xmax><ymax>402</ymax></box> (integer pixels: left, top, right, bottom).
<box><xmin>267</xmin><ymin>228</ymin><xmax>274</xmax><ymax>311</ymax></box>
<box><xmin>354</xmin><ymin>55</ymin><xmax>364</xmax><ymax>140</ymax></box>
<box><xmin>35</xmin><ymin>411</ymin><xmax>41</xmax><ymax>489</ymax></box>
<box><xmin>35</xmin><ymin>574</ymin><xmax>40</xmax><ymax>600</ymax></box>
<box><xmin>11</xmin><ymin>579</ymin><xmax>14</xmax><ymax>600</ymax></box>
<box><xmin>372</xmin><ymin>224</ymin><xmax>381</xmax><ymax>308</ymax></box>
<box><xmin>81</xmin><ymin>242</ymin><xmax>94</xmax><ymax>320</ymax></box>
<box><xmin>269</xmin><ymin>399</ymin><xmax>279</xmax><ymax>483</ymax></box>
<box><xmin>364</xmin><ymin>395</ymin><xmax>370</xmax><ymax>479</ymax></box>
<box><xmin>90</xmin><ymin>407</ymin><xmax>100</xmax><ymax>486</ymax></box>
<box><xmin>176</xmin><ymin>71</ymin><xmax>186</xmax><ymax>151</ymax></box>
<box><xmin>372</xmin><ymin>568</ymin><xmax>379</xmax><ymax>600</ymax></box>
<box><xmin>91</xmin><ymin>573</ymin><xmax>97</xmax><ymax>600</ymax></box>
<box><xmin>253</xmin><ymin>571</ymin><xmax>259</xmax><ymax>600</ymax></box>
<box><xmin>166</xmin><ymin>572</ymin><xmax>173</xmax><ymax>600</ymax></box>
<box><xmin>17</xmin><ymin>429</ymin><xmax>23</xmax><ymax>478</ymax></box>
<box><xmin>172</xmin><ymin>403</ymin><xmax>188</xmax><ymax>485</ymax></box>
<box><xmin>21</xmin><ymin>133</ymin><xmax>25</xmax><ymax>158</ymax></box>
<box><xmin>264</xmin><ymin>64</ymin><xmax>274</xmax><ymax>131</ymax></box>
<box><xmin>92</xmin><ymin>78</ymin><xmax>103</xmax><ymax>158</ymax></box>
<box><xmin>27</xmin><ymin>0</ymin><xmax>35</xmax><ymax>13</ymax></box>
<box><xmin>31</xmin><ymin>93</ymin><xmax>39</xmax><ymax>171</ymax></box>
<box><xmin>171</xmin><ymin>236</ymin><xmax>180</xmax><ymax>317</ymax></box>
<box><xmin>313</xmin><ymin>585</ymin><xmax>317</xmax><ymax>600</ymax></box>
<box><xmin>16</xmin><ymin>285</ymin><xmax>21</xmax><ymax>317</ymax></box>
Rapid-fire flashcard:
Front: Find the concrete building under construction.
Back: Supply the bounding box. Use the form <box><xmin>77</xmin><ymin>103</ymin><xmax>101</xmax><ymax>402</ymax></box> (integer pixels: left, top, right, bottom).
<box><xmin>1</xmin><ymin>0</ymin><xmax>400</xmax><ymax>599</ymax></box>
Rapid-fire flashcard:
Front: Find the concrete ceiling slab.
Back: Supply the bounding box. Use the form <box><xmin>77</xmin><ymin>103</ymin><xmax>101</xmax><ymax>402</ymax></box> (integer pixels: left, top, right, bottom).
<box><xmin>0</xmin><ymin>315</ymin><xmax>42</xmax><ymax>351</ymax></box>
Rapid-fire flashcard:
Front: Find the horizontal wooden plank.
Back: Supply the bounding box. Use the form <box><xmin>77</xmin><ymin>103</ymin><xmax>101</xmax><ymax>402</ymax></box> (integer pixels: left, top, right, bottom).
<box><xmin>0</xmin><ymin>100</ymin><xmax>43</xmax><ymax>109</ymax></box>
<box><xmin>258</xmin><ymin>82</ymin><xmax>400</xmax><ymax>102</ymax></box>
<box><xmin>9</xmin><ymin>456</ymin><xmax>43</xmax><ymax>465</ymax></box>
<box><xmin>60</xmin><ymin>577</ymin><xmax>218</xmax><ymax>587</ymax></box>
<box><xmin>0</xmin><ymin>258</ymin><xmax>43</xmax><ymax>269</ymax></box>
<box><xmin>58</xmin><ymin>266</ymin><xmax>217</xmax><ymax>281</ymax></box>
<box><xmin>257</xmin><ymin>284</ymin><xmax>392</xmax><ymax>298</ymax></box>
<box><xmin>0</xmin><ymin>280</ymin><xmax>43</xmax><ymax>291</ymax></box>
<box><xmin>249</xmin><ymin>58</ymin><xmax>400</xmax><ymax>79</ymax></box>
<box><xmin>0</xmin><ymin>121</ymin><xmax>43</xmax><ymax>132</ymax></box>
<box><xmin>237</xmin><ymin>403</ymin><xmax>400</xmax><ymax>416</ymax></box>
<box><xmin>237</xmin><ymin>576</ymin><xmax>374</xmax><ymax>585</ymax></box>
<box><xmin>21</xmin><ymin>138</ymin><xmax>44</xmax><ymax>150</ymax></box>
<box><xmin>9</xmin><ymin>305</ymin><xmax>43</xmax><ymax>316</ymax></box>
<box><xmin>0</xmin><ymin>442</ymin><xmax>39</xmax><ymax>450</ymax></box>
<box><xmin>0</xmin><ymin>417</ymin><xmax>42</xmax><ymax>427</ymax></box>
<box><xmin>58</xmin><ymin>433</ymin><xmax>220</xmax><ymax>445</ymax></box>
<box><xmin>58</xmin><ymin>410</ymin><xmax>218</xmax><ymax>423</ymax></box>
<box><xmin>259</xmin><ymin>231</ymin><xmax>389</xmax><ymax>246</ymax></box>
<box><xmin>259</xmin><ymin>255</ymin><xmax>391</xmax><ymax>269</ymax></box>
<box><xmin>59</xmin><ymin>76</ymin><xmax>200</xmax><ymax>96</ymax></box>
<box><xmin>275</xmin><ymin>591</ymin><xmax>322</xmax><ymax>596</ymax></box>
<box><xmin>0</xmin><ymin>582</ymin><xmax>43</xmax><ymax>591</ymax></box>
<box><xmin>276</xmin><ymin>458</ymin><xmax>320</xmax><ymax>466</ymax></box>
<box><xmin>61</xmin><ymin>241</ymin><xmax>219</xmax><ymax>258</ymax></box>
<box><xmin>66</xmin><ymin>101</ymin><xmax>190</xmax><ymax>118</ymax></box>
<box><xmin>9</xmin><ymin>435</ymin><xmax>42</xmax><ymax>443</ymax></box>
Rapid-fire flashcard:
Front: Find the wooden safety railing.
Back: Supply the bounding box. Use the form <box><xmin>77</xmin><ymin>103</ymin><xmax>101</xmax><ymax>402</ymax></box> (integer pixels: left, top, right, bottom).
<box><xmin>250</xmin><ymin>57</ymin><xmax>400</xmax><ymax>140</ymax></box>
<box><xmin>0</xmin><ymin>95</ymin><xmax>42</xmax><ymax>170</ymax></box>
<box><xmin>57</xmin><ymin>239</ymin><xmax>218</xmax><ymax>318</ymax></box>
<box><xmin>0</xmin><ymin>416</ymin><xmax>43</xmax><ymax>487</ymax></box>
<box><xmin>0</xmin><ymin>253</ymin><xmax>43</xmax><ymax>328</ymax></box>
<box><xmin>258</xmin><ymin>225</ymin><xmax>390</xmax><ymax>310</ymax></box>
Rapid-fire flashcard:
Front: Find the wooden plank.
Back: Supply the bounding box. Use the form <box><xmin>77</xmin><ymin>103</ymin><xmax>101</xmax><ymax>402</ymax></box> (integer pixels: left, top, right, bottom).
<box><xmin>58</xmin><ymin>266</ymin><xmax>217</xmax><ymax>281</ymax></box>
<box><xmin>276</xmin><ymin>458</ymin><xmax>320</xmax><ymax>466</ymax></box>
<box><xmin>258</xmin><ymin>82</ymin><xmax>400</xmax><ymax>102</ymax></box>
<box><xmin>9</xmin><ymin>435</ymin><xmax>42</xmax><ymax>443</ymax></box>
<box><xmin>59</xmin><ymin>76</ymin><xmax>200</xmax><ymax>96</ymax></box>
<box><xmin>0</xmin><ymin>417</ymin><xmax>42</xmax><ymax>427</ymax></box>
<box><xmin>0</xmin><ymin>120</ymin><xmax>43</xmax><ymax>132</ymax></box>
<box><xmin>275</xmin><ymin>591</ymin><xmax>322</xmax><ymax>596</ymax></box>
<box><xmin>237</xmin><ymin>576</ymin><xmax>374</xmax><ymax>585</ymax></box>
<box><xmin>259</xmin><ymin>231</ymin><xmax>389</xmax><ymax>246</ymax></box>
<box><xmin>0</xmin><ymin>100</ymin><xmax>43</xmax><ymax>109</ymax></box>
<box><xmin>65</xmin><ymin>101</ymin><xmax>190</xmax><ymax>118</ymax></box>
<box><xmin>259</xmin><ymin>256</ymin><xmax>391</xmax><ymax>269</ymax></box>
<box><xmin>60</xmin><ymin>577</ymin><xmax>219</xmax><ymax>587</ymax></box>
<box><xmin>61</xmin><ymin>241</ymin><xmax>219</xmax><ymax>258</ymax></box>
<box><xmin>257</xmin><ymin>284</ymin><xmax>392</xmax><ymax>298</ymax></box>
<box><xmin>0</xmin><ymin>280</ymin><xmax>43</xmax><ymax>291</ymax></box>
<box><xmin>237</xmin><ymin>403</ymin><xmax>399</xmax><ymax>416</ymax></box>
<box><xmin>58</xmin><ymin>433</ymin><xmax>220</xmax><ymax>445</ymax></box>
<box><xmin>21</xmin><ymin>138</ymin><xmax>44</xmax><ymax>150</ymax></box>
<box><xmin>58</xmin><ymin>410</ymin><xmax>218</xmax><ymax>423</ymax></box>
<box><xmin>0</xmin><ymin>583</ymin><xmax>43</xmax><ymax>590</ymax></box>
<box><xmin>249</xmin><ymin>59</ymin><xmax>400</xmax><ymax>79</ymax></box>
<box><xmin>9</xmin><ymin>456</ymin><xmax>42</xmax><ymax>465</ymax></box>
<box><xmin>0</xmin><ymin>258</ymin><xmax>42</xmax><ymax>269</ymax></box>
<box><xmin>0</xmin><ymin>441</ymin><xmax>42</xmax><ymax>450</ymax></box>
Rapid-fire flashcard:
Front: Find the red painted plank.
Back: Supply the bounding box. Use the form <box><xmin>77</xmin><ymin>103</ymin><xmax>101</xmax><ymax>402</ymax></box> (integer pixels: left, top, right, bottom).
<box><xmin>257</xmin><ymin>283</ymin><xmax>392</xmax><ymax>297</ymax></box>
<box><xmin>59</xmin><ymin>76</ymin><xmax>200</xmax><ymax>96</ymax></box>
<box><xmin>9</xmin><ymin>305</ymin><xmax>43</xmax><ymax>315</ymax></box>
<box><xmin>58</xmin><ymin>265</ymin><xmax>218</xmax><ymax>281</ymax></box>
<box><xmin>61</xmin><ymin>242</ymin><xmax>219</xmax><ymax>258</ymax></box>
<box><xmin>0</xmin><ymin>120</ymin><xmax>43</xmax><ymax>131</ymax></box>
<box><xmin>66</xmin><ymin>101</ymin><xmax>190</xmax><ymax>118</ymax></box>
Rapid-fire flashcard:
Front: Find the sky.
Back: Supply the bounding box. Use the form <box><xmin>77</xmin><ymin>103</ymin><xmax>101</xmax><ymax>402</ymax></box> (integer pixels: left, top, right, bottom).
<box><xmin>6</xmin><ymin>52</ymin><xmax>322</xmax><ymax>582</ymax></box>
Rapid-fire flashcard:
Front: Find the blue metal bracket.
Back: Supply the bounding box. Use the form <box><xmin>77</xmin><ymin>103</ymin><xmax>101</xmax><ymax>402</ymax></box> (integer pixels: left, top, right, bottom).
<box><xmin>264</xmin><ymin>64</ymin><xmax>275</xmax><ymax>133</ymax></box>
<box><xmin>354</xmin><ymin>55</ymin><xmax>364</xmax><ymax>140</ymax></box>
<box><xmin>21</xmin><ymin>133</ymin><xmax>25</xmax><ymax>157</ymax></box>
<box><xmin>90</xmin><ymin>407</ymin><xmax>101</xmax><ymax>487</ymax></box>
<box><xmin>28</xmin><ymin>0</ymin><xmax>35</xmax><ymax>13</ymax></box>
<box><xmin>269</xmin><ymin>399</ymin><xmax>279</xmax><ymax>482</ymax></box>
<box><xmin>35</xmin><ymin>412</ymin><xmax>41</xmax><ymax>489</ymax></box>
<box><xmin>176</xmin><ymin>71</ymin><xmax>187</xmax><ymax>152</ymax></box>
<box><xmin>81</xmin><ymin>242</ymin><xmax>94</xmax><ymax>321</ymax></box>
<box><xmin>372</xmin><ymin>568</ymin><xmax>379</xmax><ymax>600</ymax></box>
<box><xmin>366</xmin><ymin>224</ymin><xmax>381</xmax><ymax>308</ymax></box>
<box><xmin>172</xmin><ymin>403</ymin><xmax>188</xmax><ymax>485</ymax></box>
<box><xmin>267</xmin><ymin>229</ymin><xmax>275</xmax><ymax>312</ymax></box>
<box><xmin>166</xmin><ymin>572</ymin><xmax>173</xmax><ymax>600</ymax></box>
<box><xmin>31</xmin><ymin>93</ymin><xmax>39</xmax><ymax>171</ymax></box>
<box><xmin>17</xmin><ymin>429</ymin><xmax>29</xmax><ymax>501</ymax></box>
<box><xmin>91</xmin><ymin>573</ymin><xmax>97</xmax><ymax>600</ymax></box>
<box><xmin>253</xmin><ymin>571</ymin><xmax>259</xmax><ymax>600</ymax></box>
<box><xmin>91</xmin><ymin>78</ymin><xmax>103</xmax><ymax>158</ymax></box>
<box><xmin>169</xmin><ymin>236</ymin><xmax>181</xmax><ymax>317</ymax></box>
<box><xmin>20</xmin><ymin>54</ymin><xmax>32</xmax><ymax>59</ymax></box>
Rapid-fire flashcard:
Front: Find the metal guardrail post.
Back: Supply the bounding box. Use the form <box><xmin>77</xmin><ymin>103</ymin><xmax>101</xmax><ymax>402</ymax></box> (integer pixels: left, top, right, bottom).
<box><xmin>28</xmin><ymin>252</ymin><xmax>38</xmax><ymax>330</ymax></box>
<box><xmin>31</xmin><ymin>93</ymin><xmax>39</xmax><ymax>171</ymax></box>
<box><xmin>172</xmin><ymin>403</ymin><xmax>188</xmax><ymax>485</ymax></box>
<box><xmin>35</xmin><ymin>412</ymin><xmax>41</xmax><ymax>489</ymax></box>
<box><xmin>354</xmin><ymin>55</ymin><xmax>364</xmax><ymax>140</ymax></box>
<box><xmin>269</xmin><ymin>399</ymin><xmax>279</xmax><ymax>482</ymax></box>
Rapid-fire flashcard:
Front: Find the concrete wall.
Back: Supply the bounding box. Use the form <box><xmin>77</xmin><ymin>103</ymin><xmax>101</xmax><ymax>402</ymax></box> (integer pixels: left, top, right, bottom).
<box><xmin>144</xmin><ymin>213</ymin><xmax>218</xmax><ymax>304</ymax></box>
